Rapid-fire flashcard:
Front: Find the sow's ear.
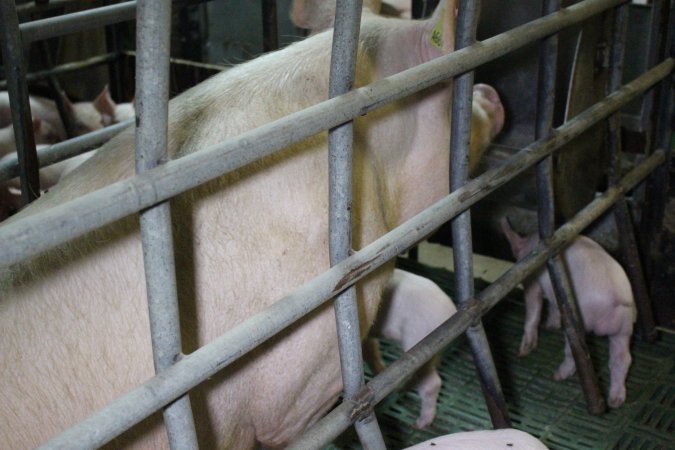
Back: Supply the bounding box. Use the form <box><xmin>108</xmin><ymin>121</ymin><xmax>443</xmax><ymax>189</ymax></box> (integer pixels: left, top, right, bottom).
<box><xmin>428</xmin><ymin>0</ymin><xmax>457</xmax><ymax>54</ymax></box>
<box><xmin>290</xmin><ymin>0</ymin><xmax>332</xmax><ymax>31</ymax></box>
<box><xmin>291</xmin><ymin>0</ymin><xmax>382</xmax><ymax>33</ymax></box>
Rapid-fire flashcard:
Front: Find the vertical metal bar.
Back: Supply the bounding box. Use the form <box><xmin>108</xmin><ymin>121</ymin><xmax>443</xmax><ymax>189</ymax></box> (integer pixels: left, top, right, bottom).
<box><xmin>606</xmin><ymin>4</ymin><xmax>657</xmax><ymax>342</ymax></box>
<box><xmin>408</xmin><ymin>0</ymin><xmax>423</xmax><ymax>261</ymax></box>
<box><xmin>261</xmin><ymin>0</ymin><xmax>278</xmax><ymax>52</ymax></box>
<box><xmin>534</xmin><ymin>0</ymin><xmax>606</xmax><ymax>414</ymax></box>
<box><xmin>450</xmin><ymin>0</ymin><xmax>511</xmax><ymax>428</ymax></box>
<box><xmin>37</xmin><ymin>40</ymin><xmax>77</xmax><ymax>139</ymax></box>
<box><xmin>0</xmin><ymin>0</ymin><xmax>40</xmax><ymax>205</ymax></box>
<box><xmin>637</xmin><ymin>0</ymin><xmax>667</xmax><ymax>138</ymax></box>
<box><xmin>104</xmin><ymin>1</ymin><xmax>124</xmax><ymax>103</ymax></box>
<box><xmin>136</xmin><ymin>0</ymin><xmax>198</xmax><ymax>448</ymax></box>
<box><xmin>329</xmin><ymin>1</ymin><xmax>385</xmax><ymax>448</ymax></box>
<box><xmin>639</xmin><ymin>0</ymin><xmax>674</xmax><ymax>303</ymax></box>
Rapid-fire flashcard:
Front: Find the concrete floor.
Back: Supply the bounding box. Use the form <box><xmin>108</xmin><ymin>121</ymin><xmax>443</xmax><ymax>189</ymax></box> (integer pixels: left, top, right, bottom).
<box><xmin>415</xmin><ymin>241</ymin><xmax>514</xmax><ymax>284</ymax></box>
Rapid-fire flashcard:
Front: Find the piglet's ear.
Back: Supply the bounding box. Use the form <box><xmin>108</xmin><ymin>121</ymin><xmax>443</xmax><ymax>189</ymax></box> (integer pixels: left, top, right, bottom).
<box><xmin>428</xmin><ymin>0</ymin><xmax>457</xmax><ymax>54</ymax></box>
<box><xmin>500</xmin><ymin>217</ymin><xmax>527</xmax><ymax>258</ymax></box>
<box><xmin>93</xmin><ymin>85</ymin><xmax>116</xmax><ymax>118</ymax></box>
<box><xmin>61</xmin><ymin>91</ymin><xmax>74</xmax><ymax>112</ymax></box>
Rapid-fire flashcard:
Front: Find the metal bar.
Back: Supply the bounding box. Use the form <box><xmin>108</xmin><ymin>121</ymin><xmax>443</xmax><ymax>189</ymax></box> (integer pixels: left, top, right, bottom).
<box><xmin>16</xmin><ymin>0</ymin><xmax>80</xmax><ymax>16</ymax></box>
<box><xmin>262</xmin><ymin>0</ymin><xmax>278</xmax><ymax>52</ymax></box>
<box><xmin>38</xmin><ymin>40</ymin><xmax>77</xmax><ymax>139</ymax></box>
<box><xmin>547</xmin><ymin>254</ymin><xmax>606</xmax><ymax>414</ymax></box>
<box><xmin>14</xmin><ymin>0</ymin><xmax>625</xmax><ymax>100</ymax></box>
<box><xmin>0</xmin><ymin>53</ymin><xmax>669</xmax><ymax>270</ymax></box>
<box><xmin>104</xmin><ymin>10</ymin><xmax>124</xmax><ymax>102</ymax></box>
<box><xmin>18</xmin><ymin>0</ymin><xmax>215</xmax><ymax>44</ymax></box>
<box><xmin>134</xmin><ymin>0</ymin><xmax>198</xmax><ymax>447</ymax></box>
<box><xmin>33</xmin><ymin>71</ymin><xmax>673</xmax><ymax>448</ymax></box>
<box><xmin>33</xmin><ymin>58</ymin><xmax>672</xmax><ymax>448</ymax></box>
<box><xmin>328</xmin><ymin>1</ymin><xmax>385</xmax><ymax>448</ymax></box>
<box><xmin>289</xmin><ymin>150</ymin><xmax>666</xmax><ymax>449</ymax></box>
<box><xmin>0</xmin><ymin>0</ymin><xmax>635</xmax><ymax>240</ymax></box>
<box><xmin>0</xmin><ymin>0</ymin><xmax>41</xmax><ymax>205</ymax></box>
<box><xmin>2</xmin><ymin>0</ymin><xmax>625</xmax><ymax>179</ymax></box>
<box><xmin>0</xmin><ymin>119</ymin><xmax>133</xmax><ymax>183</ymax></box>
<box><xmin>639</xmin><ymin>0</ymin><xmax>674</xmax><ymax>297</ymax></box>
<box><xmin>607</xmin><ymin>4</ymin><xmax>628</xmax><ymax>183</ymax></box>
<box><xmin>19</xmin><ymin>1</ymin><xmax>137</xmax><ymax>44</ymax></box>
<box><xmin>450</xmin><ymin>0</ymin><xmax>510</xmax><ymax>428</ymax></box>
<box><xmin>606</xmin><ymin>4</ymin><xmax>657</xmax><ymax>342</ymax></box>
<box><xmin>614</xmin><ymin>199</ymin><xmax>656</xmax><ymax>337</ymax></box>
<box><xmin>635</xmin><ymin>0</ymin><xmax>667</xmax><ymax>135</ymax></box>
<box><xmin>534</xmin><ymin>0</ymin><xmax>606</xmax><ymax>414</ymax></box>
<box><xmin>0</xmin><ymin>52</ymin><xmax>120</xmax><ymax>90</ymax></box>
<box><xmin>329</xmin><ymin>0</ymin><xmax>362</xmax><ymax>402</ymax></box>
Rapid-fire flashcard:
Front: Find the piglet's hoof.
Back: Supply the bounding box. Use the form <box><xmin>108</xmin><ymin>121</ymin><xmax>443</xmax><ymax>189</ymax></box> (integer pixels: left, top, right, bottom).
<box><xmin>553</xmin><ymin>366</ymin><xmax>575</xmax><ymax>381</ymax></box>
<box><xmin>544</xmin><ymin>315</ymin><xmax>561</xmax><ymax>330</ymax></box>
<box><xmin>608</xmin><ymin>388</ymin><xmax>626</xmax><ymax>409</ymax></box>
<box><xmin>518</xmin><ymin>336</ymin><xmax>537</xmax><ymax>357</ymax></box>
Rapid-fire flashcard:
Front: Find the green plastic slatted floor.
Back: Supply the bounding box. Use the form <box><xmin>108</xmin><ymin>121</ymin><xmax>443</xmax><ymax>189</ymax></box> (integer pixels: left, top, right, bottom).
<box><xmin>326</xmin><ymin>259</ymin><xmax>675</xmax><ymax>449</ymax></box>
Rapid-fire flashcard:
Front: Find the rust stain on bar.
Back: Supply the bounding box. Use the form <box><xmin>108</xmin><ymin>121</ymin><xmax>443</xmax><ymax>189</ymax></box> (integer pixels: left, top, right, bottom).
<box><xmin>334</xmin><ymin>259</ymin><xmax>375</xmax><ymax>292</ymax></box>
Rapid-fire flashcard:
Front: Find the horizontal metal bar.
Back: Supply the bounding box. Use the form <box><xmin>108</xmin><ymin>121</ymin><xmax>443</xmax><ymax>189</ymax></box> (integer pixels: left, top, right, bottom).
<box><xmin>18</xmin><ymin>0</ymin><xmax>216</xmax><ymax>44</ymax></box>
<box><xmin>0</xmin><ymin>52</ymin><xmax>119</xmax><ymax>90</ymax></box>
<box><xmin>16</xmin><ymin>0</ymin><xmax>80</xmax><ymax>16</ymax></box>
<box><xmin>0</xmin><ymin>119</ymin><xmax>133</xmax><ymax>183</ymax></box>
<box><xmin>289</xmin><ymin>149</ymin><xmax>666</xmax><ymax>449</ymax></box>
<box><xmin>0</xmin><ymin>0</ymin><xmax>647</xmax><ymax>269</ymax></box>
<box><xmin>20</xmin><ymin>1</ymin><xmax>137</xmax><ymax>44</ymax></box>
<box><xmin>34</xmin><ymin>56</ymin><xmax>670</xmax><ymax>445</ymax></box>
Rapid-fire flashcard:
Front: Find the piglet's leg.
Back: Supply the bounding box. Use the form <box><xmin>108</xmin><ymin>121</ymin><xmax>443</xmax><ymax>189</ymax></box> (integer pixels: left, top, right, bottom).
<box><xmin>554</xmin><ymin>339</ymin><xmax>576</xmax><ymax>381</ymax></box>
<box><xmin>544</xmin><ymin>299</ymin><xmax>561</xmax><ymax>330</ymax></box>
<box><xmin>519</xmin><ymin>282</ymin><xmax>544</xmax><ymax>356</ymax></box>
<box><xmin>412</xmin><ymin>356</ymin><xmax>442</xmax><ymax>429</ymax></box>
<box><xmin>607</xmin><ymin>332</ymin><xmax>632</xmax><ymax>408</ymax></box>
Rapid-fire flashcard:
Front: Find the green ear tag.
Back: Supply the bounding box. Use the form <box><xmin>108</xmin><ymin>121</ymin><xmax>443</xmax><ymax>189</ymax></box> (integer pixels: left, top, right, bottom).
<box><xmin>430</xmin><ymin>7</ymin><xmax>445</xmax><ymax>49</ymax></box>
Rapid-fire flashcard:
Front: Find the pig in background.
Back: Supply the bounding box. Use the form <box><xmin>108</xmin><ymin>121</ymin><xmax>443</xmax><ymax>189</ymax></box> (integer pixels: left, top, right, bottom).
<box><xmin>0</xmin><ymin>88</ymin><xmax>109</xmax><ymax>140</ymax></box>
<box><xmin>405</xmin><ymin>428</ymin><xmax>549</xmax><ymax>450</ymax></box>
<box><xmin>0</xmin><ymin>118</ymin><xmax>60</xmax><ymax>158</ymax></box>
<box><xmin>0</xmin><ymin>120</ymin><xmax>60</xmax><ymax>221</ymax></box>
<box><xmin>365</xmin><ymin>269</ymin><xmax>457</xmax><ymax>429</ymax></box>
<box><xmin>91</xmin><ymin>85</ymin><xmax>136</xmax><ymax>125</ymax></box>
<box><xmin>0</xmin><ymin>86</ymin><xmax>135</xmax><ymax>220</ymax></box>
<box><xmin>1</xmin><ymin>1</ymin><xmax>461</xmax><ymax>448</ymax></box>
<box><xmin>500</xmin><ymin>218</ymin><xmax>635</xmax><ymax>408</ymax></box>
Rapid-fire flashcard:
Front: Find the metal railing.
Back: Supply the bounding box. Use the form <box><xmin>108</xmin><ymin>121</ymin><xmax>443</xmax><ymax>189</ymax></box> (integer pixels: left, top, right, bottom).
<box><xmin>0</xmin><ymin>0</ymin><xmax>672</xmax><ymax>448</ymax></box>
<box><xmin>31</xmin><ymin>56</ymin><xmax>675</xmax><ymax>448</ymax></box>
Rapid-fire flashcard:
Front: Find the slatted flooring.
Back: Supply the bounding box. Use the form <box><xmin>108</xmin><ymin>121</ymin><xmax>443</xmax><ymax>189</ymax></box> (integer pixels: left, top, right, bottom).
<box><xmin>326</xmin><ymin>259</ymin><xmax>675</xmax><ymax>449</ymax></box>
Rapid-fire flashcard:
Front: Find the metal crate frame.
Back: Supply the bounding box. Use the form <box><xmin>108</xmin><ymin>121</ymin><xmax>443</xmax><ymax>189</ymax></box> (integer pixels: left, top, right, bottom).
<box><xmin>0</xmin><ymin>0</ymin><xmax>672</xmax><ymax>448</ymax></box>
